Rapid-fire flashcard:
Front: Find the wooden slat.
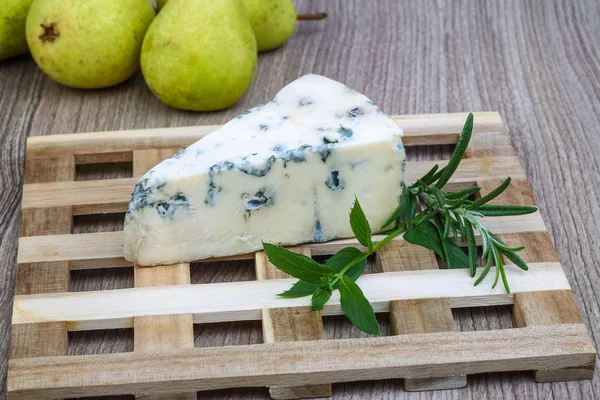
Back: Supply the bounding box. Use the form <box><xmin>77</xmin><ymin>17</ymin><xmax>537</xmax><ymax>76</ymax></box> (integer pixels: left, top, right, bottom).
<box><xmin>11</xmin><ymin>157</ymin><xmax>73</xmax><ymax>370</ymax></box>
<box><xmin>24</xmin><ymin>112</ymin><xmax>505</xmax><ymax>159</ymax></box>
<box><xmin>7</xmin><ymin>324</ymin><xmax>595</xmax><ymax>399</ymax></box>
<box><xmin>134</xmin><ymin>264</ymin><xmax>195</xmax><ymax>400</ymax></box>
<box><xmin>376</xmin><ymin>240</ymin><xmax>438</xmax><ymax>272</ymax></box>
<box><xmin>12</xmin><ymin>263</ymin><xmax>570</xmax><ymax>330</ymax></box>
<box><xmin>133</xmin><ymin>149</ymin><xmax>181</xmax><ymax>176</ymax></box>
<box><xmin>10</xmin><ymin>323</ymin><xmax>68</xmax><ymax>359</ymax></box>
<box><xmin>513</xmin><ymin>290</ymin><xmax>594</xmax><ymax>382</ymax></box>
<box><xmin>465</xmin><ymin>130</ymin><xmax>516</xmax><ymax>158</ymax></box>
<box><xmin>465</xmin><ymin>126</ymin><xmax>594</xmax><ymax>384</ymax></box>
<box><xmin>16</xmin><ymin>212</ymin><xmax>546</xmax><ymax>267</ymax></box>
<box><xmin>256</xmin><ymin>247</ymin><xmax>332</xmax><ymax>399</ymax></box>
<box><xmin>495</xmin><ymin>231</ymin><xmax>559</xmax><ymax>263</ymax></box>
<box><xmin>20</xmin><ymin>156</ymin><xmax>525</xmax><ymax>214</ymax></box>
<box><xmin>376</xmin><ymin>240</ymin><xmax>467</xmax><ymax>391</ymax></box>
<box><xmin>478</xmin><ymin>178</ymin><xmax>537</xmax><ymax>206</ymax></box>
<box><xmin>466</xmin><ymin>128</ymin><xmax>592</xmax><ymax>385</ymax></box>
<box><xmin>391</xmin><ymin>299</ymin><xmax>467</xmax><ymax>391</ymax></box>
<box><xmin>23</xmin><ymin>157</ymin><xmax>75</xmax><ymax>183</ymax></box>
<box><xmin>132</xmin><ymin>149</ymin><xmax>196</xmax><ymax>400</ymax></box>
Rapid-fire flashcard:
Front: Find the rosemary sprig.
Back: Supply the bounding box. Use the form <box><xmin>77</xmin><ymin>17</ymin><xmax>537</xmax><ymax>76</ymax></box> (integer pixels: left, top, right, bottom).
<box><xmin>263</xmin><ymin>113</ymin><xmax>537</xmax><ymax>335</ymax></box>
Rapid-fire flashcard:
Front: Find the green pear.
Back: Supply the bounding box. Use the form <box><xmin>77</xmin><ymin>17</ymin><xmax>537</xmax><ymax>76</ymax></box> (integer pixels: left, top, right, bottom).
<box><xmin>242</xmin><ymin>0</ymin><xmax>297</xmax><ymax>52</ymax></box>
<box><xmin>26</xmin><ymin>0</ymin><xmax>155</xmax><ymax>89</ymax></box>
<box><xmin>141</xmin><ymin>0</ymin><xmax>257</xmax><ymax>111</ymax></box>
<box><xmin>0</xmin><ymin>0</ymin><xmax>34</xmax><ymax>60</ymax></box>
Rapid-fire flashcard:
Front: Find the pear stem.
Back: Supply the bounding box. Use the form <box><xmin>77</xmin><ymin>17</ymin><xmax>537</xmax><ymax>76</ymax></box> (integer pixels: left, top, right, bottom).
<box><xmin>297</xmin><ymin>12</ymin><xmax>328</xmax><ymax>21</ymax></box>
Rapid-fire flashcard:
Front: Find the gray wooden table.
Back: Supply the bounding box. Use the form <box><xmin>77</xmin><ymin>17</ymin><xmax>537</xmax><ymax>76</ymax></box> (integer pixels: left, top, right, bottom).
<box><xmin>2</xmin><ymin>0</ymin><xmax>599</xmax><ymax>398</ymax></box>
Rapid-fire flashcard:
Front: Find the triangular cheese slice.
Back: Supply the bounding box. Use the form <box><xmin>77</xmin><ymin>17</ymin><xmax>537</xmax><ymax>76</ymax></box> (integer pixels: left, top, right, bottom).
<box><xmin>124</xmin><ymin>74</ymin><xmax>405</xmax><ymax>265</ymax></box>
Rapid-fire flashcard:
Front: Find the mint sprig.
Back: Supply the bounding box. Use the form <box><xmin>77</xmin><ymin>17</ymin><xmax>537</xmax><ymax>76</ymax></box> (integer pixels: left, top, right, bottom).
<box><xmin>263</xmin><ymin>113</ymin><xmax>537</xmax><ymax>335</ymax></box>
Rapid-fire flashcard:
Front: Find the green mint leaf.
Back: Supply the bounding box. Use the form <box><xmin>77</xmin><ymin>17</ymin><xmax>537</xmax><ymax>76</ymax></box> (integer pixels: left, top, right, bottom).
<box><xmin>442</xmin><ymin>236</ymin><xmax>470</xmax><ymax>269</ymax></box>
<box><xmin>435</xmin><ymin>113</ymin><xmax>473</xmax><ymax>189</ymax></box>
<box><xmin>325</xmin><ymin>247</ymin><xmax>367</xmax><ymax>282</ymax></box>
<box><xmin>464</xmin><ymin>219</ymin><xmax>478</xmax><ymax>277</ymax></box>
<box><xmin>339</xmin><ymin>276</ymin><xmax>380</xmax><ymax>335</ymax></box>
<box><xmin>350</xmin><ymin>197</ymin><xmax>373</xmax><ymax>250</ymax></box>
<box><xmin>311</xmin><ymin>285</ymin><xmax>333</xmax><ymax>311</ymax></box>
<box><xmin>404</xmin><ymin>220</ymin><xmax>445</xmax><ymax>259</ymax></box>
<box><xmin>278</xmin><ymin>280</ymin><xmax>316</xmax><ymax>298</ymax></box>
<box><xmin>467</xmin><ymin>177</ymin><xmax>511</xmax><ymax>210</ymax></box>
<box><xmin>431</xmin><ymin>216</ymin><xmax>468</xmax><ymax>270</ymax></box>
<box><xmin>474</xmin><ymin>204</ymin><xmax>538</xmax><ymax>217</ymax></box>
<box><xmin>263</xmin><ymin>242</ymin><xmax>336</xmax><ymax>285</ymax></box>
<box><xmin>279</xmin><ymin>248</ymin><xmax>369</xmax><ymax>298</ymax></box>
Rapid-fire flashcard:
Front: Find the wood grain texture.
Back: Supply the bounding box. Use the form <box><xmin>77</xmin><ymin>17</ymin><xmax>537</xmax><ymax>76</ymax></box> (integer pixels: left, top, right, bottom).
<box><xmin>514</xmin><ymin>290</ymin><xmax>595</xmax><ymax>382</ymax></box>
<box><xmin>11</xmin><ymin>263</ymin><xmax>571</xmax><ymax>330</ymax></box>
<box><xmin>133</xmin><ymin>263</ymin><xmax>195</xmax><ymax>400</ymax></box>
<box><xmin>6</xmin><ymin>324</ymin><xmax>596</xmax><ymax>399</ymax></box>
<box><xmin>256</xmin><ymin>247</ymin><xmax>332</xmax><ymax>399</ymax></box>
<box><xmin>376</xmin><ymin>241</ymin><xmax>467</xmax><ymax>391</ymax></box>
<box><xmin>132</xmin><ymin>148</ymin><xmax>195</xmax><ymax>400</ymax></box>
<box><xmin>24</xmin><ymin>112</ymin><xmax>503</xmax><ymax>158</ymax></box>
<box><xmin>2</xmin><ymin>0</ymin><xmax>600</xmax><ymax>398</ymax></box>
<box><xmin>16</xmin><ymin>212</ymin><xmax>546</xmax><ymax>266</ymax></box>
<box><xmin>9</xmin><ymin>158</ymin><xmax>72</xmax><ymax>375</ymax></box>
<box><xmin>19</xmin><ymin>156</ymin><xmax>525</xmax><ymax>215</ymax></box>
<box><xmin>133</xmin><ymin>264</ymin><xmax>196</xmax><ymax>400</ymax></box>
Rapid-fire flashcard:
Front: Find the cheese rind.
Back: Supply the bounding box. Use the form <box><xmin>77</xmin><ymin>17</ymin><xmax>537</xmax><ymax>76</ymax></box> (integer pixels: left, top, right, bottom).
<box><xmin>124</xmin><ymin>74</ymin><xmax>405</xmax><ymax>266</ymax></box>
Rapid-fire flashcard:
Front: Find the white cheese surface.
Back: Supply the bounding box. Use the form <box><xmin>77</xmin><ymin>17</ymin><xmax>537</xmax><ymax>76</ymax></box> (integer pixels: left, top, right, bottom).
<box><xmin>124</xmin><ymin>74</ymin><xmax>405</xmax><ymax>266</ymax></box>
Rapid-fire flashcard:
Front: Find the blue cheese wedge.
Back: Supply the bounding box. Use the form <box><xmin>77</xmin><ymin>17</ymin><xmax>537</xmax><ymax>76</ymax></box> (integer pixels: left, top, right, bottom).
<box><xmin>124</xmin><ymin>74</ymin><xmax>406</xmax><ymax>266</ymax></box>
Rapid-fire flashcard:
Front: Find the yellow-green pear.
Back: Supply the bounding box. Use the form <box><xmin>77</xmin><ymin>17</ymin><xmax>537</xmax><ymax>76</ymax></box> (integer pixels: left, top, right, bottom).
<box><xmin>26</xmin><ymin>0</ymin><xmax>155</xmax><ymax>89</ymax></box>
<box><xmin>242</xmin><ymin>0</ymin><xmax>297</xmax><ymax>52</ymax></box>
<box><xmin>141</xmin><ymin>0</ymin><xmax>257</xmax><ymax>111</ymax></box>
<box><xmin>0</xmin><ymin>0</ymin><xmax>34</xmax><ymax>60</ymax></box>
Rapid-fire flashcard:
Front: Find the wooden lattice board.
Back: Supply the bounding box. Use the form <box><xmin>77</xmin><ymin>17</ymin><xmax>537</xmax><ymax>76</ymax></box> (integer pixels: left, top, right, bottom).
<box><xmin>7</xmin><ymin>112</ymin><xmax>596</xmax><ymax>399</ymax></box>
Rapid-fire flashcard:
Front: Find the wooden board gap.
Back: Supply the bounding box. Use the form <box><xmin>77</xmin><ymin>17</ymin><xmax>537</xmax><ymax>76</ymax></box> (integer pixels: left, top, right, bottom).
<box><xmin>73</xmin><ymin>212</ymin><xmax>126</xmax><ymax>234</ymax></box>
<box><xmin>74</xmin><ymin>396</ymin><xmax>134</xmax><ymax>400</ymax></box>
<box><xmin>190</xmin><ymin>260</ymin><xmax>256</xmax><ymax>284</ymax></box>
<box><xmin>71</xmin><ymin>267</ymin><xmax>134</xmax><ymax>292</ymax></box>
<box><xmin>76</xmin><ymin>162</ymin><xmax>133</xmax><ymax>181</ymax></box>
<box><xmin>323</xmin><ymin>314</ymin><xmax>391</xmax><ymax>339</ymax></box>
<box><xmin>75</xmin><ymin>151</ymin><xmax>133</xmax><ymax>165</ymax></box>
<box><xmin>453</xmin><ymin>305</ymin><xmax>516</xmax><ymax>332</ymax></box>
<box><xmin>404</xmin><ymin>144</ymin><xmax>454</xmax><ymax>161</ymax></box>
<box><xmin>69</xmin><ymin>328</ymin><xmax>133</xmax><ymax>355</ymax></box>
<box><xmin>194</xmin><ymin>321</ymin><xmax>263</xmax><ymax>348</ymax></box>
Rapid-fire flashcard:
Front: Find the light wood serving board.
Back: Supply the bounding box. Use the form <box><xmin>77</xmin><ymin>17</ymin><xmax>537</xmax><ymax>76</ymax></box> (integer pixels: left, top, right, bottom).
<box><xmin>7</xmin><ymin>112</ymin><xmax>596</xmax><ymax>399</ymax></box>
